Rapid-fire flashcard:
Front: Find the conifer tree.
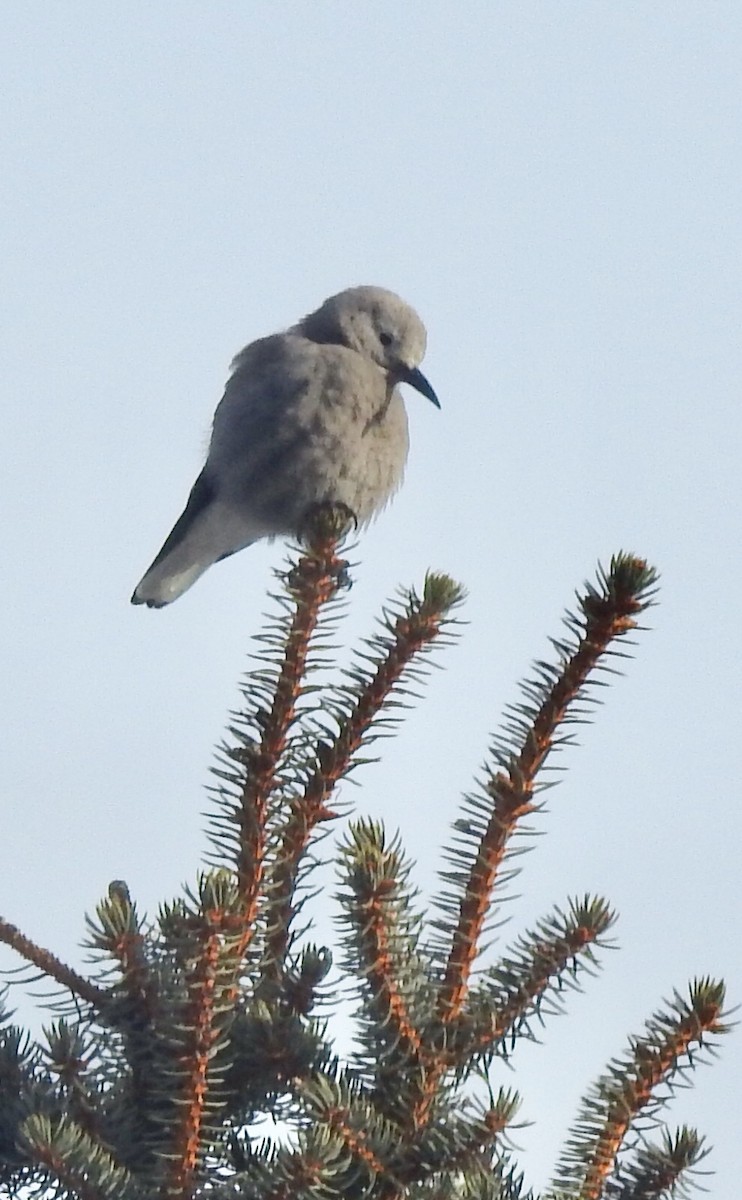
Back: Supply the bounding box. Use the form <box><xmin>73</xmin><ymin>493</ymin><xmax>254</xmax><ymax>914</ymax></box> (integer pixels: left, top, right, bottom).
<box><xmin>0</xmin><ymin>509</ymin><xmax>730</xmax><ymax>1199</ymax></box>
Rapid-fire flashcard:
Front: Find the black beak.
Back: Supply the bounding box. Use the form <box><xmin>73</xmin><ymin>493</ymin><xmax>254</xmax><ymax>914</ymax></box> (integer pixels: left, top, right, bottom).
<box><xmin>398</xmin><ymin>365</ymin><xmax>441</xmax><ymax>409</ymax></box>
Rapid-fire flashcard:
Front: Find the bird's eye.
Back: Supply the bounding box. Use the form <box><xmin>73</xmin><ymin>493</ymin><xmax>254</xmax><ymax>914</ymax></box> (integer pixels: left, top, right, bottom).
<box><xmin>379</xmin><ymin>331</ymin><xmax>394</xmax><ymax>347</ymax></box>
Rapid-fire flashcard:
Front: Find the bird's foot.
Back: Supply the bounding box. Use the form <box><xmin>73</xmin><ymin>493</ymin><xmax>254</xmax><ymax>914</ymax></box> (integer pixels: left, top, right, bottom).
<box><xmin>282</xmin><ymin>503</ymin><xmax>356</xmax><ymax>595</ymax></box>
<box><xmin>299</xmin><ymin>501</ymin><xmax>358</xmax><ymax>545</ymax></box>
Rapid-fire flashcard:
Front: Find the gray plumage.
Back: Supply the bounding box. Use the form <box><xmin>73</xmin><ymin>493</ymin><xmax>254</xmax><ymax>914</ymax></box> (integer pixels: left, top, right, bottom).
<box><xmin>131</xmin><ymin>286</ymin><xmax>439</xmax><ymax>608</ymax></box>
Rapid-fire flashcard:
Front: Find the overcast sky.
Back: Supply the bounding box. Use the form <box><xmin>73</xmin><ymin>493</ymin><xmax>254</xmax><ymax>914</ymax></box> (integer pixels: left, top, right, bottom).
<box><xmin>2</xmin><ymin>4</ymin><xmax>740</xmax><ymax>1194</ymax></box>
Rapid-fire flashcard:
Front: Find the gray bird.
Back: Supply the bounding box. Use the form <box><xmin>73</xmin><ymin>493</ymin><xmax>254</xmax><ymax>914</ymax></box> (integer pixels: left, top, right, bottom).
<box><xmin>131</xmin><ymin>286</ymin><xmax>439</xmax><ymax>608</ymax></box>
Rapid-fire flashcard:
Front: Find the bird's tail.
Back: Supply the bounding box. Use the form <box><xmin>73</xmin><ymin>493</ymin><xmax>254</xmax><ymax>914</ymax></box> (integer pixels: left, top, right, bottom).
<box><xmin>131</xmin><ymin>556</ymin><xmax>213</xmax><ymax>608</ymax></box>
<box><xmin>131</xmin><ymin>472</ymin><xmax>260</xmax><ymax>608</ymax></box>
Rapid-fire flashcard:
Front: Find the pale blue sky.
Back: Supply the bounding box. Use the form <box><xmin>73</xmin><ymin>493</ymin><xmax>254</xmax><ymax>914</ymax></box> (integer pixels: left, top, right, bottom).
<box><xmin>2</xmin><ymin>3</ymin><xmax>740</xmax><ymax>1194</ymax></box>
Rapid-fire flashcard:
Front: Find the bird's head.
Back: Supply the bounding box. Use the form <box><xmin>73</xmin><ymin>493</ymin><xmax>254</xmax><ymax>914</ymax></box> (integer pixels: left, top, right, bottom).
<box><xmin>299</xmin><ymin>286</ymin><xmax>440</xmax><ymax>408</ymax></box>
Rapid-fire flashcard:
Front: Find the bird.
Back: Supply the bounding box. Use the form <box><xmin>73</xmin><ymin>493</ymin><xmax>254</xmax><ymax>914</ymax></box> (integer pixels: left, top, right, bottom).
<box><xmin>131</xmin><ymin>285</ymin><xmax>440</xmax><ymax>608</ymax></box>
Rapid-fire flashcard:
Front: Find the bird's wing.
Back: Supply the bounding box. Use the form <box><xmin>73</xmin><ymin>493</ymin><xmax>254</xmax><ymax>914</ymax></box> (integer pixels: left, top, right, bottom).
<box><xmin>141</xmin><ymin>467</ymin><xmax>215</xmax><ymax>574</ymax></box>
<box><xmin>209</xmin><ymin>334</ymin><xmax>318</xmax><ymax>465</ymax></box>
<box><xmin>205</xmin><ymin>335</ymin><xmax>336</xmax><ymax>522</ymax></box>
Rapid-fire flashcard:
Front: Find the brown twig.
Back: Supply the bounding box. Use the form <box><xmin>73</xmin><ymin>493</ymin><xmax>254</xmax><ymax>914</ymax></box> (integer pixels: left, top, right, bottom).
<box><xmin>357</xmin><ymin>885</ymin><xmax>423</xmax><ymax>1060</ymax></box>
<box><xmin>463</xmin><ymin>916</ymin><xmax>608</xmax><ymax>1061</ymax></box>
<box><xmin>580</xmin><ymin>983</ymin><xmax>725</xmax><ymax>1200</ymax></box>
<box><xmin>438</xmin><ymin>558</ymin><xmax>651</xmax><ymax>1023</ymax></box>
<box><xmin>0</xmin><ymin>917</ymin><xmax>108</xmax><ymax>1010</ymax></box>
<box><xmin>232</xmin><ymin>523</ymin><xmax>346</xmax><ymax>968</ymax></box>
<box><xmin>165</xmin><ymin>930</ymin><xmax>223</xmax><ymax>1200</ymax></box>
<box><xmin>263</xmin><ymin>595</ymin><xmax>452</xmax><ymax>981</ymax></box>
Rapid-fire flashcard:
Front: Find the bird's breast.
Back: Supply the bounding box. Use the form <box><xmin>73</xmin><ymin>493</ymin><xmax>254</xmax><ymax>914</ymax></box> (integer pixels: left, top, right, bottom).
<box><xmin>293</xmin><ymin>349</ymin><xmax>410</xmax><ymax>523</ymax></box>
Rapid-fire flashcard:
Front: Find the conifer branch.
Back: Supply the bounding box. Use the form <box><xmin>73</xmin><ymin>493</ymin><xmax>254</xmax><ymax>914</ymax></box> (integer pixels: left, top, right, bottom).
<box><xmin>2</xmin><ymin>549</ymin><xmax>731</xmax><ymax>1199</ymax></box>
<box><xmin>161</xmin><ymin>873</ymin><xmax>245</xmax><ymax>1198</ymax></box>
<box><xmin>263</xmin><ymin>572</ymin><xmax>464</xmax><ymax>983</ymax></box>
<box><xmin>281</xmin><ymin>944</ymin><xmax>332</xmax><ymax>1017</ymax></box>
<box><xmin>0</xmin><ymin>916</ymin><xmax>108</xmax><ymax>1010</ymax></box>
<box><xmin>436</xmin><ymin>555</ymin><xmax>657</xmax><ymax>1023</ymax></box>
<box><xmin>205</xmin><ymin>513</ymin><xmax>352</xmax><ymax>1022</ymax></box>
<box><xmin>86</xmin><ymin>883</ymin><xmax>157</xmax><ymax>1023</ymax></box>
<box><xmin>255</xmin><ymin>1128</ymin><xmax>349</xmax><ymax>1200</ymax></box>
<box><xmin>232</xmin><ymin>513</ymin><xmax>347</xmax><ymax>919</ymax></box>
<box><xmin>459</xmin><ymin>897</ymin><xmax>616</xmax><ymax>1060</ymax></box>
<box><xmin>43</xmin><ymin>1021</ymin><xmax>101</xmax><ymax>1147</ymax></box>
<box><xmin>0</xmin><ymin>1025</ymin><xmax>38</xmax><ymax>1185</ymax></box>
<box><xmin>603</xmin><ymin>1126</ymin><xmax>710</xmax><ymax>1199</ymax></box>
<box><xmin>554</xmin><ymin>978</ymin><xmax>726</xmax><ymax>1199</ymax></box>
<box><xmin>339</xmin><ymin>820</ymin><xmax>427</xmax><ymax>1064</ymax></box>
<box><xmin>165</xmin><ymin>930</ymin><xmax>222</xmax><ymax>1198</ymax></box>
<box><xmin>83</xmin><ymin>882</ymin><xmax>172</xmax><ymax>1173</ymax></box>
<box><xmin>397</xmin><ymin>1090</ymin><xmax>521</xmax><ymax>1184</ymax></box>
<box><xmin>299</xmin><ymin>1073</ymin><xmax>392</xmax><ymax>1180</ymax></box>
<box><xmin>20</xmin><ymin>1112</ymin><xmax>132</xmax><ymax>1200</ymax></box>
<box><xmin>307</xmin><ymin>571</ymin><xmax>465</xmax><ymax>812</ymax></box>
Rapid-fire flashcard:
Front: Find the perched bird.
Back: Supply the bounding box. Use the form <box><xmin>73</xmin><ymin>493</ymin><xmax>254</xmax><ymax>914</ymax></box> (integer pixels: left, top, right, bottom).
<box><xmin>131</xmin><ymin>286</ymin><xmax>439</xmax><ymax>608</ymax></box>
